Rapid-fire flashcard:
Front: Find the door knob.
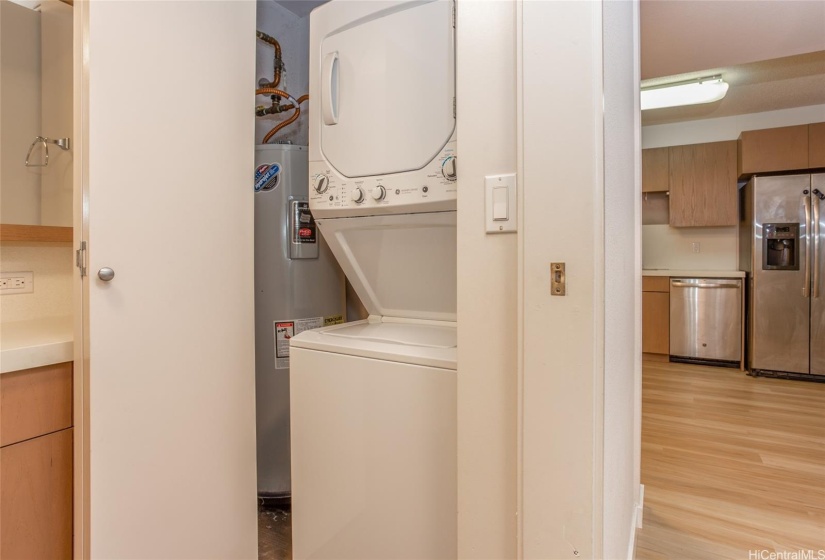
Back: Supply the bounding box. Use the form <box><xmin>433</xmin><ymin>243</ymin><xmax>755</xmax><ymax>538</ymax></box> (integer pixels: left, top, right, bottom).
<box><xmin>98</xmin><ymin>267</ymin><xmax>115</xmax><ymax>281</ymax></box>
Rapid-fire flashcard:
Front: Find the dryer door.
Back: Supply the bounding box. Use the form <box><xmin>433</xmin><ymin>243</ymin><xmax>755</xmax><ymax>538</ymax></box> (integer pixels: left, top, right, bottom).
<box><xmin>319</xmin><ymin>0</ymin><xmax>455</xmax><ymax>178</ymax></box>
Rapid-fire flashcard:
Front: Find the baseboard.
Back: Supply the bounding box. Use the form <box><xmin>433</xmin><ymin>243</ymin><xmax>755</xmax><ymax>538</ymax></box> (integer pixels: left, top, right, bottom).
<box><xmin>627</xmin><ymin>484</ymin><xmax>644</xmax><ymax>560</ymax></box>
<box><xmin>636</xmin><ymin>484</ymin><xmax>644</xmax><ymax>528</ymax></box>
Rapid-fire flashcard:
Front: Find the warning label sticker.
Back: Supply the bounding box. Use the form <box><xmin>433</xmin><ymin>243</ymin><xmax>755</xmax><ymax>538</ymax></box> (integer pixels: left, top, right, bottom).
<box><xmin>255</xmin><ymin>162</ymin><xmax>281</xmax><ymax>192</ymax></box>
<box><xmin>273</xmin><ymin>314</ymin><xmax>345</xmax><ymax>369</ymax></box>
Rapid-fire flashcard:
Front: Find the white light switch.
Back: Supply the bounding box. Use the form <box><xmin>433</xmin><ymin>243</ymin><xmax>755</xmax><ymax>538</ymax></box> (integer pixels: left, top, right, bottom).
<box><xmin>493</xmin><ymin>187</ymin><xmax>508</xmax><ymax>220</ymax></box>
<box><xmin>486</xmin><ymin>174</ymin><xmax>517</xmax><ymax>233</ymax></box>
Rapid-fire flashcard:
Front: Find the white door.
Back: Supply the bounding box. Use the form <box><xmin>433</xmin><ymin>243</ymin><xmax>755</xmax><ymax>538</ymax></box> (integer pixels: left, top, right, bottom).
<box><xmin>79</xmin><ymin>2</ymin><xmax>258</xmax><ymax>558</ymax></box>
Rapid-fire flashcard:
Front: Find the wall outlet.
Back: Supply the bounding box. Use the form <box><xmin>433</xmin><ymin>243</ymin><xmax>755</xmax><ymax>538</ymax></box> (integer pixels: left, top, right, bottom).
<box><xmin>0</xmin><ymin>271</ymin><xmax>33</xmax><ymax>294</ymax></box>
<box><xmin>691</xmin><ymin>242</ymin><xmax>701</xmax><ymax>253</ymax></box>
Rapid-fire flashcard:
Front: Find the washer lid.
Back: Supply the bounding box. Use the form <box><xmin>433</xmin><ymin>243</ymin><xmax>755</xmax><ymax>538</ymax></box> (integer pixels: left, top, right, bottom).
<box><xmin>317</xmin><ymin>211</ymin><xmax>456</xmax><ymax>322</ymax></box>
<box><xmin>290</xmin><ymin>318</ymin><xmax>457</xmax><ymax>370</ymax></box>
<box><xmin>317</xmin><ymin>0</ymin><xmax>455</xmax><ymax>178</ymax></box>
<box><xmin>323</xmin><ymin>320</ymin><xmax>456</xmax><ymax>348</ymax></box>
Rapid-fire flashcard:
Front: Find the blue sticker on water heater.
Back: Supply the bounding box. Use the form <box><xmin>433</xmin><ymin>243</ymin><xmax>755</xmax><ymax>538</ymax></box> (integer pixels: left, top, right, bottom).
<box><xmin>255</xmin><ymin>163</ymin><xmax>281</xmax><ymax>192</ymax></box>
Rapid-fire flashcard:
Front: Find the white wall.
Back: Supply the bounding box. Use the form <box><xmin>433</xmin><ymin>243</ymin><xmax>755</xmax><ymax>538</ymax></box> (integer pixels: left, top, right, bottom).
<box><xmin>643</xmin><ymin>225</ymin><xmax>738</xmax><ymax>270</ymax></box>
<box><xmin>519</xmin><ymin>1</ymin><xmax>638</xmax><ymax>558</ymax></box>
<box><xmin>0</xmin><ymin>242</ymin><xmax>73</xmax><ymax>322</ymax></box>
<box><xmin>603</xmin><ymin>1</ymin><xmax>641</xmax><ymax>558</ymax></box>
<box><xmin>641</xmin><ymin>104</ymin><xmax>825</xmax><ymax>271</ymax></box>
<box><xmin>520</xmin><ymin>1</ymin><xmax>600</xmax><ymax>557</ymax></box>
<box><xmin>642</xmin><ymin>104</ymin><xmax>825</xmax><ymax>148</ymax></box>
<box><xmin>40</xmin><ymin>0</ymin><xmax>73</xmax><ymax>227</ymax></box>
<box><xmin>0</xmin><ymin>0</ymin><xmax>41</xmax><ymax>225</ymax></box>
<box><xmin>256</xmin><ymin>0</ymin><xmax>310</xmax><ymax>146</ymax></box>
<box><xmin>455</xmin><ymin>2</ymin><xmax>517</xmax><ymax>557</ymax></box>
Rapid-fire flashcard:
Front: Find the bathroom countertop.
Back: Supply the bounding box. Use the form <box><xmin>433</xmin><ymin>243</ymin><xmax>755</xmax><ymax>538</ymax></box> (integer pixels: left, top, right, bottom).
<box><xmin>1</xmin><ymin>316</ymin><xmax>73</xmax><ymax>374</ymax></box>
<box><xmin>642</xmin><ymin>269</ymin><xmax>746</xmax><ymax>278</ymax></box>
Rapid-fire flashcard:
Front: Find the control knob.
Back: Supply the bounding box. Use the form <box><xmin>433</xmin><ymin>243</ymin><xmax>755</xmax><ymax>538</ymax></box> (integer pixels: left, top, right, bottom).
<box><xmin>441</xmin><ymin>156</ymin><xmax>457</xmax><ymax>181</ymax></box>
<box><xmin>351</xmin><ymin>187</ymin><xmax>365</xmax><ymax>203</ymax></box>
<box><xmin>313</xmin><ymin>174</ymin><xmax>329</xmax><ymax>194</ymax></box>
<box><xmin>371</xmin><ymin>185</ymin><xmax>386</xmax><ymax>201</ymax></box>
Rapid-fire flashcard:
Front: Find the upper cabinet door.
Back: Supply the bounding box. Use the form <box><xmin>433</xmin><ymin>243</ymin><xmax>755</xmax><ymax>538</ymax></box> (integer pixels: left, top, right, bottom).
<box><xmin>642</xmin><ymin>147</ymin><xmax>669</xmax><ymax>192</ymax></box>
<box><xmin>319</xmin><ymin>0</ymin><xmax>455</xmax><ymax>178</ymax></box>
<box><xmin>809</xmin><ymin>122</ymin><xmax>825</xmax><ymax>169</ymax></box>
<box><xmin>738</xmin><ymin>124</ymin><xmax>809</xmax><ymax>177</ymax></box>
<box><xmin>669</xmin><ymin>140</ymin><xmax>738</xmax><ymax>227</ymax></box>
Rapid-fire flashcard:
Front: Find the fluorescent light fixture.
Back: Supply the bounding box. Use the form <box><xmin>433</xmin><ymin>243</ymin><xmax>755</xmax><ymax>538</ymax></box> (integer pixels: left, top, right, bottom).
<box><xmin>641</xmin><ymin>75</ymin><xmax>729</xmax><ymax>111</ymax></box>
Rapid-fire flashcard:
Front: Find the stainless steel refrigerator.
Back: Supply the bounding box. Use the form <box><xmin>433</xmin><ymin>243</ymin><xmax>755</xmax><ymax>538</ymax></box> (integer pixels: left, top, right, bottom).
<box><xmin>254</xmin><ymin>145</ymin><xmax>345</xmax><ymax>501</ymax></box>
<box><xmin>740</xmin><ymin>173</ymin><xmax>825</xmax><ymax>379</ymax></box>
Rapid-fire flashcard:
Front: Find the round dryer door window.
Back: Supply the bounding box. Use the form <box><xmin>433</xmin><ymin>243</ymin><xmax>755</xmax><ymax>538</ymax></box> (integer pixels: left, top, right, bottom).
<box><xmin>319</xmin><ymin>0</ymin><xmax>455</xmax><ymax>179</ymax></box>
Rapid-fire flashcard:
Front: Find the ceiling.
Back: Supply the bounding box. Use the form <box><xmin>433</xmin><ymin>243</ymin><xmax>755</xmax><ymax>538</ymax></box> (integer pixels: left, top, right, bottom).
<box><xmin>642</xmin><ymin>51</ymin><xmax>825</xmax><ymax>126</ymax></box>
<box><xmin>640</xmin><ymin>0</ymin><xmax>825</xmax><ymax>126</ymax></box>
<box><xmin>273</xmin><ymin>0</ymin><xmax>327</xmax><ymax>19</ymax></box>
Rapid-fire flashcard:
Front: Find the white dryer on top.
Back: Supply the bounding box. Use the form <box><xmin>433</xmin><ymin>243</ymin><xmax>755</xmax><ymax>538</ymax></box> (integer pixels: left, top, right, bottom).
<box><xmin>307</xmin><ymin>0</ymin><xmax>457</xmax><ymax>218</ymax></box>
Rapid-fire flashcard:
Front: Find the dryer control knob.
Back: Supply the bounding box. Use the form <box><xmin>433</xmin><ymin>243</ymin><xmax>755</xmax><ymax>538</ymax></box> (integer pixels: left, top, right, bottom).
<box><xmin>351</xmin><ymin>187</ymin><xmax>365</xmax><ymax>203</ymax></box>
<box><xmin>371</xmin><ymin>185</ymin><xmax>386</xmax><ymax>201</ymax></box>
<box><xmin>313</xmin><ymin>175</ymin><xmax>329</xmax><ymax>194</ymax></box>
<box><xmin>441</xmin><ymin>156</ymin><xmax>457</xmax><ymax>181</ymax></box>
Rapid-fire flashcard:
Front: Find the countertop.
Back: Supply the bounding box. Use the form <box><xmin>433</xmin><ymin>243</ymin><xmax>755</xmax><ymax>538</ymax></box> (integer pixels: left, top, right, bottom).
<box><xmin>1</xmin><ymin>316</ymin><xmax>73</xmax><ymax>374</ymax></box>
<box><xmin>643</xmin><ymin>269</ymin><xmax>746</xmax><ymax>278</ymax></box>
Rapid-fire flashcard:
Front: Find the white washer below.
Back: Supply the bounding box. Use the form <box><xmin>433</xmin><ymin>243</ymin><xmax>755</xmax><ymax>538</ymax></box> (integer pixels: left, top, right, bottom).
<box><xmin>290</xmin><ymin>317</ymin><xmax>456</xmax><ymax>560</ymax></box>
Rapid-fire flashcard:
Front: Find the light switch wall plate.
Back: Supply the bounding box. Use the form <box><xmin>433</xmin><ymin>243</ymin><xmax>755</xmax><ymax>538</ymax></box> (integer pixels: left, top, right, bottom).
<box><xmin>485</xmin><ymin>173</ymin><xmax>517</xmax><ymax>233</ymax></box>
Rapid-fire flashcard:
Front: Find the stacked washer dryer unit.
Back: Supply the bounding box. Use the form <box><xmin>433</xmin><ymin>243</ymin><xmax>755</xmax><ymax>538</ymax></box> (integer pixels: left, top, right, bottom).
<box><xmin>289</xmin><ymin>1</ymin><xmax>457</xmax><ymax>558</ymax></box>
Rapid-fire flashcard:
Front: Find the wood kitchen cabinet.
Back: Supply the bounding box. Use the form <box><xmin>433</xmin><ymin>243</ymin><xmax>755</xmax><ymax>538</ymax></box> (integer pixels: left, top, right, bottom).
<box><xmin>642</xmin><ymin>147</ymin><xmax>669</xmax><ymax>192</ymax></box>
<box><xmin>0</xmin><ymin>362</ymin><xmax>73</xmax><ymax>560</ymax></box>
<box><xmin>1</xmin><ymin>428</ymin><xmax>73</xmax><ymax>560</ymax></box>
<box><xmin>642</xmin><ymin>277</ymin><xmax>670</xmax><ymax>356</ymax></box>
<box><xmin>810</xmin><ymin>122</ymin><xmax>825</xmax><ymax>169</ymax></box>
<box><xmin>669</xmin><ymin>140</ymin><xmax>738</xmax><ymax>227</ymax></box>
<box><xmin>738</xmin><ymin>124</ymin><xmax>810</xmax><ymax>177</ymax></box>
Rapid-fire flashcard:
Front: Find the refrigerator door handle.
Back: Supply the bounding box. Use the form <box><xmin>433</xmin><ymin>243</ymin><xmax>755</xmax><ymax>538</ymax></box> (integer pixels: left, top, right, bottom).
<box><xmin>804</xmin><ymin>194</ymin><xmax>812</xmax><ymax>298</ymax></box>
<box><xmin>814</xmin><ymin>193</ymin><xmax>821</xmax><ymax>298</ymax></box>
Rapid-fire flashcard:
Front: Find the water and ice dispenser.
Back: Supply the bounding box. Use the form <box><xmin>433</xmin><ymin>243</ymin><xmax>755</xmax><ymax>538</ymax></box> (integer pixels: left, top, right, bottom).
<box><xmin>762</xmin><ymin>223</ymin><xmax>799</xmax><ymax>270</ymax></box>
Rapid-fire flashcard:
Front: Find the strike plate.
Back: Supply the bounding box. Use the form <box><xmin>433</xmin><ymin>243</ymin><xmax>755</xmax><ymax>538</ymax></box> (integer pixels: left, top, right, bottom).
<box><xmin>551</xmin><ymin>262</ymin><xmax>566</xmax><ymax>296</ymax></box>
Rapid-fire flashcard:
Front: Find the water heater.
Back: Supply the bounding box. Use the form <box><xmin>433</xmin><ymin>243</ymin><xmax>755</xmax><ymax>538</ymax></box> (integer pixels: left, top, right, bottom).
<box><xmin>253</xmin><ymin>144</ymin><xmax>345</xmax><ymax>500</ymax></box>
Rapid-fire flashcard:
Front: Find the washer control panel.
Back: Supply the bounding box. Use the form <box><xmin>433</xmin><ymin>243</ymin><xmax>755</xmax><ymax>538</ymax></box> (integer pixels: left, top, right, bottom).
<box><xmin>309</xmin><ymin>141</ymin><xmax>457</xmax><ymax>217</ymax></box>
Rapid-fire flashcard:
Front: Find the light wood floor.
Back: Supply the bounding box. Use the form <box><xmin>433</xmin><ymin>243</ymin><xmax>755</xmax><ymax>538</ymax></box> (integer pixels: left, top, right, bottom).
<box><xmin>635</xmin><ymin>361</ymin><xmax>825</xmax><ymax>559</ymax></box>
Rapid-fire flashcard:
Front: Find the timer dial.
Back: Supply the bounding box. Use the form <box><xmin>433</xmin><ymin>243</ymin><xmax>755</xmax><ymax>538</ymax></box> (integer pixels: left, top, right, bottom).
<box><xmin>441</xmin><ymin>157</ymin><xmax>457</xmax><ymax>181</ymax></box>
<box><xmin>371</xmin><ymin>185</ymin><xmax>386</xmax><ymax>201</ymax></box>
<box><xmin>313</xmin><ymin>175</ymin><xmax>329</xmax><ymax>194</ymax></box>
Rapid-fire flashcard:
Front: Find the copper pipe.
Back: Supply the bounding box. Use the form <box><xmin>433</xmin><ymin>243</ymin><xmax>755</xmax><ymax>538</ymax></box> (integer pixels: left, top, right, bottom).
<box><xmin>255</xmin><ymin>87</ymin><xmax>294</xmax><ymax>101</ymax></box>
<box><xmin>260</xmin><ymin>95</ymin><xmax>309</xmax><ymax>143</ymax></box>
<box><xmin>263</xmin><ymin>107</ymin><xmax>301</xmax><ymax>144</ymax></box>
<box><xmin>256</xmin><ymin>31</ymin><xmax>282</xmax><ymax>89</ymax></box>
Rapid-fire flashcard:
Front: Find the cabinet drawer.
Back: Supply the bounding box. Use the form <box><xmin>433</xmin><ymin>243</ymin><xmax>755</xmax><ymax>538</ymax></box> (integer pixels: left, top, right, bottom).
<box><xmin>0</xmin><ymin>428</ymin><xmax>73</xmax><ymax>560</ymax></box>
<box><xmin>0</xmin><ymin>362</ymin><xmax>72</xmax><ymax>447</ymax></box>
<box><xmin>642</xmin><ymin>276</ymin><xmax>670</xmax><ymax>293</ymax></box>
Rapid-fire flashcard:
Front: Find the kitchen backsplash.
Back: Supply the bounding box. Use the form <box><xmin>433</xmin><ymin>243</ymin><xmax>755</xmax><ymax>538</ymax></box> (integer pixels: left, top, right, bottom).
<box><xmin>642</xmin><ymin>224</ymin><xmax>738</xmax><ymax>270</ymax></box>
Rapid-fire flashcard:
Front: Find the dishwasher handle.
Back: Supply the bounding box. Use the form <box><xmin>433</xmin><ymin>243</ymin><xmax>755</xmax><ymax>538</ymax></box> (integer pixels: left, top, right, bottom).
<box><xmin>671</xmin><ymin>279</ymin><xmax>741</xmax><ymax>289</ymax></box>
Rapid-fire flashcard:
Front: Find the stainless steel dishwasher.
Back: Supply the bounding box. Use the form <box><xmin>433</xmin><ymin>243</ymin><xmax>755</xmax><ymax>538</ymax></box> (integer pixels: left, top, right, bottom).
<box><xmin>670</xmin><ymin>278</ymin><xmax>742</xmax><ymax>365</ymax></box>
